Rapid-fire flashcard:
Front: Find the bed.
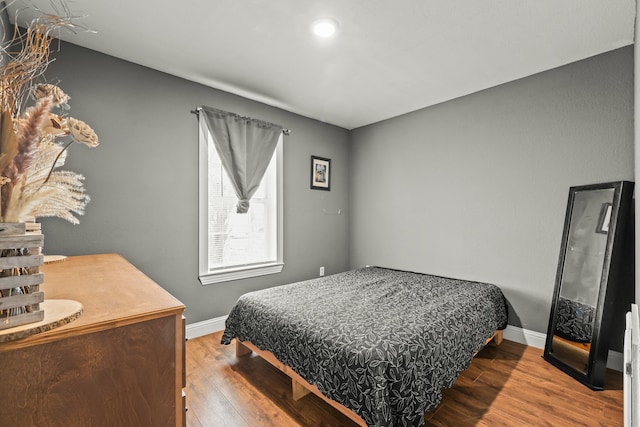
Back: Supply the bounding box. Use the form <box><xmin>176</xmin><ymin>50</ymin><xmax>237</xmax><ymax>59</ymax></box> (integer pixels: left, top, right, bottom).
<box><xmin>221</xmin><ymin>267</ymin><xmax>508</xmax><ymax>427</ymax></box>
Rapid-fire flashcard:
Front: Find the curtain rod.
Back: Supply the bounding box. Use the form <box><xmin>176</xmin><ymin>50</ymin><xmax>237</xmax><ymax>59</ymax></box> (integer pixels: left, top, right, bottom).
<box><xmin>191</xmin><ymin>107</ymin><xmax>291</xmax><ymax>135</ymax></box>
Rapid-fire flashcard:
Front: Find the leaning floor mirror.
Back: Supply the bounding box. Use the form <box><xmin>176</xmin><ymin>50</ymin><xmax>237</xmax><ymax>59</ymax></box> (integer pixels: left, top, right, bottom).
<box><xmin>543</xmin><ymin>181</ymin><xmax>634</xmax><ymax>390</ymax></box>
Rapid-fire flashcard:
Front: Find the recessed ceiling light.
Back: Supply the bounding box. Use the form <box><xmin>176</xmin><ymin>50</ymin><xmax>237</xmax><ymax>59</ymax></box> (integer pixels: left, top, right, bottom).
<box><xmin>311</xmin><ymin>18</ymin><xmax>339</xmax><ymax>38</ymax></box>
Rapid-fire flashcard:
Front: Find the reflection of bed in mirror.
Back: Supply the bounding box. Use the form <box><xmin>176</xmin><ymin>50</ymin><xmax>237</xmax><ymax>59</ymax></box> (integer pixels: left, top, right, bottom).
<box><xmin>554</xmin><ymin>296</ymin><xmax>595</xmax><ymax>343</ymax></box>
<box><xmin>543</xmin><ymin>181</ymin><xmax>634</xmax><ymax>390</ymax></box>
<box><xmin>551</xmin><ymin>335</ymin><xmax>591</xmax><ymax>373</ymax></box>
<box><xmin>551</xmin><ymin>296</ymin><xmax>595</xmax><ymax>375</ymax></box>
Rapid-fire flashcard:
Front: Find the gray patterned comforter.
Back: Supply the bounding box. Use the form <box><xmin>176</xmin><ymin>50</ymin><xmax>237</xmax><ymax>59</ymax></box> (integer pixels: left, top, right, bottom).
<box><xmin>554</xmin><ymin>296</ymin><xmax>594</xmax><ymax>343</ymax></box>
<box><xmin>221</xmin><ymin>267</ymin><xmax>508</xmax><ymax>427</ymax></box>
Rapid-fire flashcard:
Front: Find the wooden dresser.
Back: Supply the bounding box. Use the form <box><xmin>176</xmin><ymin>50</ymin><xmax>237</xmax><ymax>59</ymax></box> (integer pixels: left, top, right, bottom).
<box><xmin>0</xmin><ymin>253</ymin><xmax>186</xmax><ymax>427</ymax></box>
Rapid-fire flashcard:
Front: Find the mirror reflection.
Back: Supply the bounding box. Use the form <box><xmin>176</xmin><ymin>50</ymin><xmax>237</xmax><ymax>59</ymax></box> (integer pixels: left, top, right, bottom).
<box><xmin>549</xmin><ymin>188</ymin><xmax>614</xmax><ymax>374</ymax></box>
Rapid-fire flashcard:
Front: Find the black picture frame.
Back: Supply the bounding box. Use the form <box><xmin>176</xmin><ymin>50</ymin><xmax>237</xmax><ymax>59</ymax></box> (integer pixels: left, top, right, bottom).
<box><xmin>310</xmin><ymin>156</ymin><xmax>331</xmax><ymax>191</ymax></box>
<box><xmin>595</xmin><ymin>202</ymin><xmax>612</xmax><ymax>234</ymax></box>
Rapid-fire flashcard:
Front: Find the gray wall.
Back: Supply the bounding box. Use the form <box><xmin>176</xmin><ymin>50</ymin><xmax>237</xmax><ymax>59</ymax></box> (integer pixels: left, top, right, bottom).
<box><xmin>349</xmin><ymin>47</ymin><xmax>634</xmax><ymax>336</ymax></box>
<box><xmin>30</xmin><ymin>34</ymin><xmax>637</xmax><ymax>338</ymax></box>
<box><xmin>41</xmin><ymin>43</ymin><xmax>351</xmax><ymax>324</ymax></box>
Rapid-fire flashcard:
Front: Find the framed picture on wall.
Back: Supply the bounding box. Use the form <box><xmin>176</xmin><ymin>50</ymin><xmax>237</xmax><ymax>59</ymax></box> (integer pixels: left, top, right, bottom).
<box><xmin>310</xmin><ymin>156</ymin><xmax>331</xmax><ymax>191</ymax></box>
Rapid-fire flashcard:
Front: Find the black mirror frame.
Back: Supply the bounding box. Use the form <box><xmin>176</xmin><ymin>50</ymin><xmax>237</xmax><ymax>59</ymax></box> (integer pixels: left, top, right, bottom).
<box><xmin>543</xmin><ymin>180</ymin><xmax>634</xmax><ymax>390</ymax></box>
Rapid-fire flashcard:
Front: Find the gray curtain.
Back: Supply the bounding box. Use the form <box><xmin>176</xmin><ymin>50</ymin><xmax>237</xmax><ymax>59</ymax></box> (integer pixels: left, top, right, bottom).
<box><xmin>199</xmin><ymin>106</ymin><xmax>283</xmax><ymax>213</ymax></box>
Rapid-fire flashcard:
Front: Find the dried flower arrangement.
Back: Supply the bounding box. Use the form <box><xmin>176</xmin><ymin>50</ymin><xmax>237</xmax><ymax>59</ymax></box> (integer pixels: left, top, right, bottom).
<box><xmin>0</xmin><ymin>1</ymin><xmax>96</xmax><ymax>327</ymax></box>
<box><xmin>0</xmin><ymin>1</ymin><xmax>98</xmax><ymax>225</ymax></box>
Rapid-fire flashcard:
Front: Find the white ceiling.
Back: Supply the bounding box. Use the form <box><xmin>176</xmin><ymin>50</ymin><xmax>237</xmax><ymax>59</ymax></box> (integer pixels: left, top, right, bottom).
<box><xmin>8</xmin><ymin>0</ymin><xmax>636</xmax><ymax>130</ymax></box>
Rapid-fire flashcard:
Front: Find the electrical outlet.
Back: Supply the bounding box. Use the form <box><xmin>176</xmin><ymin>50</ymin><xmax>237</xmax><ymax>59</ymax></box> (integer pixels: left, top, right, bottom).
<box><xmin>319</xmin><ymin>266</ymin><xmax>325</xmax><ymax>276</ymax></box>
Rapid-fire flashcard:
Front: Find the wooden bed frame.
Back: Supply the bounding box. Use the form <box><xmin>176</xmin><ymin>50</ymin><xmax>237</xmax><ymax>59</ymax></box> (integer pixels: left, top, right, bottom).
<box><xmin>236</xmin><ymin>329</ymin><xmax>504</xmax><ymax>426</ymax></box>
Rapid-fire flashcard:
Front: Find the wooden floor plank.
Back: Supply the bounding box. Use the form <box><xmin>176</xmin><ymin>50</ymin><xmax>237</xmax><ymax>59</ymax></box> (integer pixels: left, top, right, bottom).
<box><xmin>471</xmin><ymin>360</ymin><xmax>608</xmax><ymax>418</ymax></box>
<box><xmin>186</xmin><ymin>375</ymin><xmax>250</xmax><ymax>427</ymax></box>
<box><xmin>186</xmin><ymin>332</ymin><xmax>623</xmax><ymax>426</ymax></box>
<box><xmin>186</xmin><ymin>339</ymin><xmax>252</xmax><ymax>427</ymax></box>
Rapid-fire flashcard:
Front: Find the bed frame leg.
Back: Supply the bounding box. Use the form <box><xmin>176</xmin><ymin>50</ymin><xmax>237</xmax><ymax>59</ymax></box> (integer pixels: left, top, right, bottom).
<box><xmin>236</xmin><ymin>340</ymin><xmax>252</xmax><ymax>357</ymax></box>
<box><xmin>490</xmin><ymin>330</ymin><xmax>503</xmax><ymax>346</ymax></box>
<box><xmin>292</xmin><ymin>379</ymin><xmax>311</xmax><ymax>401</ymax></box>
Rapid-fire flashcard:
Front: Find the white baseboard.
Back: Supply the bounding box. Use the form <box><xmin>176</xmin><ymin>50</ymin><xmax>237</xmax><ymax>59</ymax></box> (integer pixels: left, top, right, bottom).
<box><xmin>608</xmin><ymin>350</ymin><xmax>624</xmax><ymax>372</ymax></box>
<box><xmin>503</xmin><ymin>324</ymin><xmax>547</xmax><ymax>349</ymax></box>
<box><xmin>186</xmin><ymin>315</ymin><xmax>227</xmax><ymax>339</ymax></box>
<box><xmin>185</xmin><ymin>317</ymin><xmax>623</xmax><ymax>372</ymax></box>
<box><xmin>503</xmin><ymin>324</ymin><xmax>623</xmax><ymax>372</ymax></box>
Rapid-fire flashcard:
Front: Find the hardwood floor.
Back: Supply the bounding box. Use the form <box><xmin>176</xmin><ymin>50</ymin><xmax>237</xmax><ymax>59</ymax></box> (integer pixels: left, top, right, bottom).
<box><xmin>186</xmin><ymin>331</ymin><xmax>623</xmax><ymax>426</ymax></box>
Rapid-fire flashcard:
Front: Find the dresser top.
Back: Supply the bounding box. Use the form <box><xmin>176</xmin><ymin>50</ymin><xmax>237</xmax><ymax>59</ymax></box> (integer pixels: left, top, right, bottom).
<box><xmin>1</xmin><ymin>253</ymin><xmax>184</xmax><ymax>350</ymax></box>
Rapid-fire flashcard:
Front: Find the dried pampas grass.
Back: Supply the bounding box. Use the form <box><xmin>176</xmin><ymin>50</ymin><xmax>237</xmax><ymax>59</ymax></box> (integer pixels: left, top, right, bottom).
<box><xmin>3</xmin><ymin>132</ymin><xmax>90</xmax><ymax>224</ymax></box>
<box><xmin>0</xmin><ymin>1</ymin><xmax>97</xmax><ymax>224</ymax></box>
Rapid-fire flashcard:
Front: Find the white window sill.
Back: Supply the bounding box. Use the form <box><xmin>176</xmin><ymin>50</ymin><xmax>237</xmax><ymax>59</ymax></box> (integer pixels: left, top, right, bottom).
<box><xmin>199</xmin><ymin>262</ymin><xmax>284</xmax><ymax>285</ymax></box>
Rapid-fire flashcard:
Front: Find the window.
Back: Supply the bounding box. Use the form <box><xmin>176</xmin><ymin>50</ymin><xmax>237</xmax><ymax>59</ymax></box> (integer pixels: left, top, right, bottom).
<box><xmin>198</xmin><ymin>121</ymin><xmax>283</xmax><ymax>284</ymax></box>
